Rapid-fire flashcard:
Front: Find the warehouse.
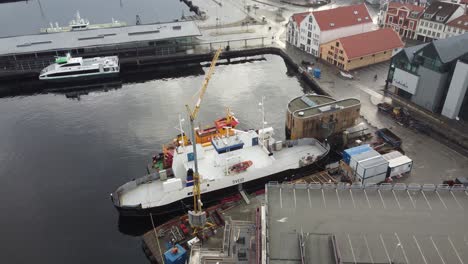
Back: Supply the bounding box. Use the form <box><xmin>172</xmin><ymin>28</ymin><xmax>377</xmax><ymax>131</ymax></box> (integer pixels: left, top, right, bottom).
<box><xmin>285</xmin><ymin>94</ymin><xmax>361</xmax><ymax>140</ymax></box>
<box><xmin>320</xmin><ymin>28</ymin><xmax>404</xmax><ymax>71</ymax></box>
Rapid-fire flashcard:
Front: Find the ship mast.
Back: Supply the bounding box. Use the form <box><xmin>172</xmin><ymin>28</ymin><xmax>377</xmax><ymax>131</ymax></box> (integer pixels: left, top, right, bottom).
<box><xmin>185</xmin><ymin>48</ymin><xmax>222</xmax><ymax>232</ymax></box>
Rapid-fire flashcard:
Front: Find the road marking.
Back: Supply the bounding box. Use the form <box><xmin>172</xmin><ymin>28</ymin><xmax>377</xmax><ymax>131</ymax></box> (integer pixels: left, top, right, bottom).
<box><xmin>451</xmin><ymin>191</ymin><xmax>463</xmax><ymax>209</ymax></box>
<box><xmin>421</xmin><ymin>191</ymin><xmax>433</xmax><ymax>210</ymax></box>
<box><xmin>336</xmin><ymin>189</ymin><xmax>342</xmax><ymax>208</ymax></box>
<box><xmin>307</xmin><ymin>188</ymin><xmax>312</xmax><ymax>208</ymax></box>
<box><xmin>436</xmin><ymin>191</ymin><xmax>448</xmax><ymax>209</ymax></box>
<box><xmin>448</xmin><ymin>236</ymin><xmax>464</xmax><ymax>264</ymax></box>
<box><xmin>293</xmin><ymin>188</ymin><xmax>296</xmax><ymax>209</ymax></box>
<box><xmin>349</xmin><ymin>189</ymin><xmax>356</xmax><ymax>208</ymax></box>
<box><xmin>322</xmin><ymin>189</ymin><xmax>327</xmax><ymax>208</ymax></box>
<box><xmin>394</xmin><ymin>233</ymin><xmax>410</xmax><ymax>264</ymax></box>
<box><xmin>280</xmin><ymin>188</ymin><xmax>282</xmax><ymax>209</ymax></box>
<box><xmin>347</xmin><ymin>233</ymin><xmax>357</xmax><ymax>264</ymax></box>
<box><xmin>364</xmin><ymin>189</ymin><xmax>372</xmax><ymax>208</ymax></box>
<box><xmin>363</xmin><ymin>234</ymin><xmax>375</xmax><ymax>264</ymax></box>
<box><xmin>378</xmin><ymin>189</ymin><xmax>386</xmax><ymax>209</ymax></box>
<box><xmin>407</xmin><ymin>190</ymin><xmax>416</xmax><ymax>209</ymax></box>
<box><xmin>393</xmin><ymin>190</ymin><xmax>402</xmax><ymax>210</ymax></box>
<box><xmin>430</xmin><ymin>236</ymin><xmax>447</xmax><ymax>264</ymax></box>
<box><xmin>413</xmin><ymin>235</ymin><xmax>428</xmax><ymax>264</ymax></box>
<box><xmin>379</xmin><ymin>234</ymin><xmax>391</xmax><ymax>264</ymax></box>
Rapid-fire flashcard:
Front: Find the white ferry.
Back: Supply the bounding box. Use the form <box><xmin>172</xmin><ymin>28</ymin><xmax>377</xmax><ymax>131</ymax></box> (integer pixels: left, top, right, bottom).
<box><xmin>40</xmin><ymin>11</ymin><xmax>127</xmax><ymax>34</ymax></box>
<box><xmin>111</xmin><ymin>126</ymin><xmax>330</xmax><ymax>217</ymax></box>
<box><xmin>39</xmin><ymin>54</ymin><xmax>119</xmax><ymax>82</ymax></box>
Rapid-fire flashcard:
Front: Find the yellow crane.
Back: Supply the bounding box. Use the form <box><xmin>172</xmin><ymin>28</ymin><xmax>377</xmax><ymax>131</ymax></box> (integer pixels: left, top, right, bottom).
<box><xmin>186</xmin><ymin>47</ymin><xmax>222</xmax><ymax>232</ymax></box>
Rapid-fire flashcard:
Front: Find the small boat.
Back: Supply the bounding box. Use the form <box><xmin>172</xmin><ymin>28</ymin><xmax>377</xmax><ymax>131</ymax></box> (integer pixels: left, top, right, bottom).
<box><xmin>39</xmin><ymin>53</ymin><xmax>119</xmax><ymax>82</ymax></box>
<box><xmin>228</xmin><ymin>160</ymin><xmax>253</xmax><ymax>174</ymax></box>
<box><xmin>40</xmin><ymin>11</ymin><xmax>127</xmax><ymax>34</ymax></box>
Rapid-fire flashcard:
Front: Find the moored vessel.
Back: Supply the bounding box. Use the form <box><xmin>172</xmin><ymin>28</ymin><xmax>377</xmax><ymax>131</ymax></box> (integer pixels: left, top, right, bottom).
<box><xmin>40</xmin><ymin>11</ymin><xmax>127</xmax><ymax>34</ymax></box>
<box><xmin>111</xmin><ymin>125</ymin><xmax>330</xmax><ymax>217</ymax></box>
<box><xmin>39</xmin><ymin>53</ymin><xmax>119</xmax><ymax>82</ymax></box>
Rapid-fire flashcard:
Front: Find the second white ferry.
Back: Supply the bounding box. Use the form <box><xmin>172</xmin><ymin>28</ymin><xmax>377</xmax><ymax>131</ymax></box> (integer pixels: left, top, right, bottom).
<box><xmin>39</xmin><ymin>53</ymin><xmax>119</xmax><ymax>82</ymax></box>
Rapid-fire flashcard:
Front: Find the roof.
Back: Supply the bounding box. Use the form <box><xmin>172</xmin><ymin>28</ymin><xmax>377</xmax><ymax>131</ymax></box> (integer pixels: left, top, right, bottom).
<box><xmin>402</xmin><ymin>43</ymin><xmax>429</xmax><ymax>61</ymax></box>
<box><xmin>339</xmin><ymin>28</ymin><xmax>404</xmax><ymax>59</ymax></box>
<box><xmin>447</xmin><ymin>14</ymin><xmax>468</xmax><ymax>30</ymax></box>
<box><xmin>266</xmin><ymin>182</ymin><xmax>468</xmax><ymax>264</ymax></box>
<box><xmin>0</xmin><ymin>20</ymin><xmax>201</xmax><ymax>56</ymax></box>
<box><xmin>312</xmin><ymin>4</ymin><xmax>372</xmax><ymax>31</ymax></box>
<box><xmin>420</xmin><ymin>1</ymin><xmax>461</xmax><ymax>23</ymax></box>
<box><xmin>287</xmin><ymin>94</ymin><xmax>360</xmax><ymax>118</ymax></box>
<box><xmin>431</xmin><ymin>32</ymin><xmax>468</xmax><ymax>63</ymax></box>
<box><xmin>291</xmin><ymin>12</ymin><xmax>309</xmax><ymax>27</ymax></box>
<box><xmin>387</xmin><ymin>2</ymin><xmax>425</xmax><ymax>13</ymax></box>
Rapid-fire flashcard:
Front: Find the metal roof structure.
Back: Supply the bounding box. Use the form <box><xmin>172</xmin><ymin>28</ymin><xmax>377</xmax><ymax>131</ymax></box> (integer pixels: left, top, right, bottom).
<box><xmin>265</xmin><ymin>182</ymin><xmax>468</xmax><ymax>264</ymax></box>
<box><xmin>431</xmin><ymin>32</ymin><xmax>468</xmax><ymax>63</ymax></box>
<box><xmin>0</xmin><ymin>20</ymin><xmax>201</xmax><ymax>56</ymax></box>
<box><xmin>287</xmin><ymin>94</ymin><xmax>360</xmax><ymax>119</ymax></box>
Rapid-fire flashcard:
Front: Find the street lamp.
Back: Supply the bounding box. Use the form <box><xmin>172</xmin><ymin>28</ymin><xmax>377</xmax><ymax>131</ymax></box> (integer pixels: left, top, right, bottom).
<box><xmin>391</xmin><ymin>243</ymin><xmax>402</xmax><ymax>263</ymax></box>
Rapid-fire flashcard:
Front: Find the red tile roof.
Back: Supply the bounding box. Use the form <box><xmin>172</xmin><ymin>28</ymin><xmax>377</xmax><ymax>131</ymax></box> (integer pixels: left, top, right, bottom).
<box><xmin>388</xmin><ymin>2</ymin><xmax>425</xmax><ymax>13</ymax></box>
<box><xmin>291</xmin><ymin>12</ymin><xmax>310</xmax><ymax>27</ymax></box>
<box><xmin>447</xmin><ymin>14</ymin><xmax>468</xmax><ymax>31</ymax></box>
<box><xmin>312</xmin><ymin>4</ymin><xmax>372</xmax><ymax>31</ymax></box>
<box><xmin>339</xmin><ymin>28</ymin><xmax>404</xmax><ymax>59</ymax></box>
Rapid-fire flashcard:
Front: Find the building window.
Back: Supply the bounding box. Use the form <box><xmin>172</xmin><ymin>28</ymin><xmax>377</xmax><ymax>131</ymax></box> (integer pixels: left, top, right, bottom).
<box><xmin>389</xmin><ymin>16</ymin><xmax>393</xmax><ymax>24</ymax></box>
<box><xmin>459</xmin><ymin>28</ymin><xmax>462</xmax><ymax>34</ymax></box>
<box><xmin>347</xmin><ymin>60</ymin><xmax>350</xmax><ymax>63</ymax></box>
<box><xmin>384</xmin><ymin>51</ymin><xmax>387</xmax><ymax>54</ymax></box>
<box><xmin>409</xmin><ymin>21</ymin><xmax>414</xmax><ymax>29</ymax></box>
<box><xmin>336</xmin><ymin>42</ymin><xmax>339</xmax><ymax>47</ymax></box>
<box><xmin>360</xmin><ymin>57</ymin><xmax>363</xmax><ymax>60</ymax></box>
<box><xmin>423</xmin><ymin>29</ymin><xmax>427</xmax><ymax>34</ymax></box>
<box><xmin>339</xmin><ymin>50</ymin><xmax>343</xmax><ymax>54</ymax></box>
<box><xmin>436</xmin><ymin>32</ymin><xmax>440</xmax><ymax>38</ymax></box>
<box><xmin>308</xmin><ymin>32</ymin><xmax>311</xmax><ymax>38</ymax></box>
<box><xmin>331</xmin><ymin>46</ymin><xmax>334</xmax><ymax>50</ymax></box>
<box><xmin>438</xmin><ymin>24</ymin><xmax>442</xmax><ymax>30</ymax></box>
<box><xmin>429</xmin><ymin>22</ymin><xmax>433</xmax><ymax>28</ymax></box>
<box><xmin>432</xmin><ymin>31</ymin><xmax>435</xmax><ymax>37</ymax></box>
<box><xmin>309</xmin><ymin>16</ymin><xmax>313</xmax><ymax>23</ymax></box>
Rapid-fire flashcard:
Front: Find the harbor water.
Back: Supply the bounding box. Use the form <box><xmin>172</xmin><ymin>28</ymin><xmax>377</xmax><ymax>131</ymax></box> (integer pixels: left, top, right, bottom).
<box><xmin>0</xmin><ymin>0</ymin><xmax>191</xmax><ymax>37</ymax></box>
<box><xmin>0</xmin><ymin>55</ymin><xmax>316</xmax><ymax>263</ymax></box>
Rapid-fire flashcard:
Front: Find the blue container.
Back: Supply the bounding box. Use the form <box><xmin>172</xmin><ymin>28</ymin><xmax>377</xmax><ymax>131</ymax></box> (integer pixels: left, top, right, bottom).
<box><xmin>343</xmin><ymin>144</ymin><xmax>372</xmax><ymax>164</ymax></box>
<box><xmin>164</xmin><ymin>244</ymin><xmax>187</xmax><ymax>264</ymax></box>
<box><xmin>313</xmin><ymin>68</ymin><xmax>321</xmax><ymax>78</ymax></box>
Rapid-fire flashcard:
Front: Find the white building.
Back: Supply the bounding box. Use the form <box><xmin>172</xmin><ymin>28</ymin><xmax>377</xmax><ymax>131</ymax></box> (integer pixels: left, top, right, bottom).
<box><xmin>444</xmin><ymin>14</ymin><xmax>468</xmax><ymax>38</ymax></box>
<box><xmin>415</xmin><ymin>1</ymin><xmax>464</xmax><ymax>41</ymax></box>
<box><xmin>287</xmin><ymin>4</ymin><xmax>374</xmax><ymax>57</ymax></box>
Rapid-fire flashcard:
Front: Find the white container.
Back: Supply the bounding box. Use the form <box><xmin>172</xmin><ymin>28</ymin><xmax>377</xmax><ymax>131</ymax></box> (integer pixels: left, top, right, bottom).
<box><xmin>387</xmin><ymin>155</ymin><xmax>413</xmax><ymax>178</ymax></box>
<box><xmin>163</xmin><ymin>178</ymin><xmax>182</xmax><ymax>192</ymax></box>
<box><xmin>349</xmin><ymin>149</ymin><xmax>381</xmax><ymax>171</ymax></box>
<box><xmin>382</xmin><ymin>151</ymin><xmax>403</xmax><ymax>161</ymax></box>
<box><xmin>356</xmin><ymin>155</ymin><xmax>389</xmax><ymax>184</ymax></box>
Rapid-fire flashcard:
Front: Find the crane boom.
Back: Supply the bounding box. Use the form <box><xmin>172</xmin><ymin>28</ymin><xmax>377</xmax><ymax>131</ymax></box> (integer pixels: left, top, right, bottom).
<box><xmin>186</xmin><ymin>48</ymin><xmax>222</xmax><ymax>221</ymax></box>
<box><xmin>187</xmin><ymin>48</ymin><xmax>222</xmax><ymax>122</ymax></box>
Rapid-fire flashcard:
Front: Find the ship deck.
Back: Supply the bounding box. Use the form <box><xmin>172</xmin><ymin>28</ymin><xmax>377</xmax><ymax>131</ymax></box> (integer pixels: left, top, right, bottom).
<box><xmin>119</xmin><ymin>140</ymin><xmax>328</xmax><ymax>208</ymax></box>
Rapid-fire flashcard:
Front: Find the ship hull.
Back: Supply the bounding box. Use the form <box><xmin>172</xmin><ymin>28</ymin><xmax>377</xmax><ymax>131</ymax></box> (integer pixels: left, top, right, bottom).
<box><xmin>40</xmin><ymin>72</ymin><xmax>119</xmax><ymax>83</ymax></box>
<box><xmin>113</xmin><ymin>157</ymin><xmax>327</xmax><ymax>218</ymax></box>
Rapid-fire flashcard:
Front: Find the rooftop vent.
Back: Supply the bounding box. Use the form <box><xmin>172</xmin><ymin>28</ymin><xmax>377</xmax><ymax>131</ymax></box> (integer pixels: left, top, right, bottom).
<box><xmin>365</xmin><ymin>16</ymin><xmax>369</xmax><ymax>20</ymax></box>
<box><xmin>464</xmin><ymin>22</ymin><xmax>468</xmax><ymax>26</ymax></box>
<box><xmin>128</xmin><ymin>30</ymin><xmax>160</xmax><ymax>36</ymax></box>
<box><xmin>358</xmin><ymin>18</ymin><xmax>362</xmax><ymax>22</ymax></box>
<box><xmin>438</xmin><ymin>6</ymin><xmax>442</xmax><ymax>9</ymax></box>
<box><xmin>458</xmin><ymin>21</ymin><xmax>462</xmax><ymax>24</ymax></box>
<box><xmin>16</xmin><ymin>40</ymin><xmax>52</xmax><ymax>47</ymax></box>
<box><xmin>330</xmin><ymin>23</ymin><xmax>335</xmax><ymax>27</ymax></box>
<box><xmin>298</xmin><ymin>111</ymin><xmax>305</xmax><ymax>116</ymax></box>
<box><xmin>172</xmin><ymin>25</ymin><xmax>182</xmax><ymax>30</ymax></box>
<box><xmin>354</xmin><ymin>11</ymin><xmax>358</xmax><ymax>15</ymax></box>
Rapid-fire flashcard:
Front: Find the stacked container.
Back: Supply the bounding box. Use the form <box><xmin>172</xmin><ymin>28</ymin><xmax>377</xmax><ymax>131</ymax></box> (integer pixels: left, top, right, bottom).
<box><xmin>382</xmin><ymin>151</ymin><xmax>413</xmax><ymax>178</ymax></box>
<box><xmin>350</xmin><ymin>149</ymin><xmax>389</xmax><ymax>184</ymax></box>
<box><xmin>342</xmin><ymin>144</ymin><xmax>372</xmax><ymax>165</ymax></box>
